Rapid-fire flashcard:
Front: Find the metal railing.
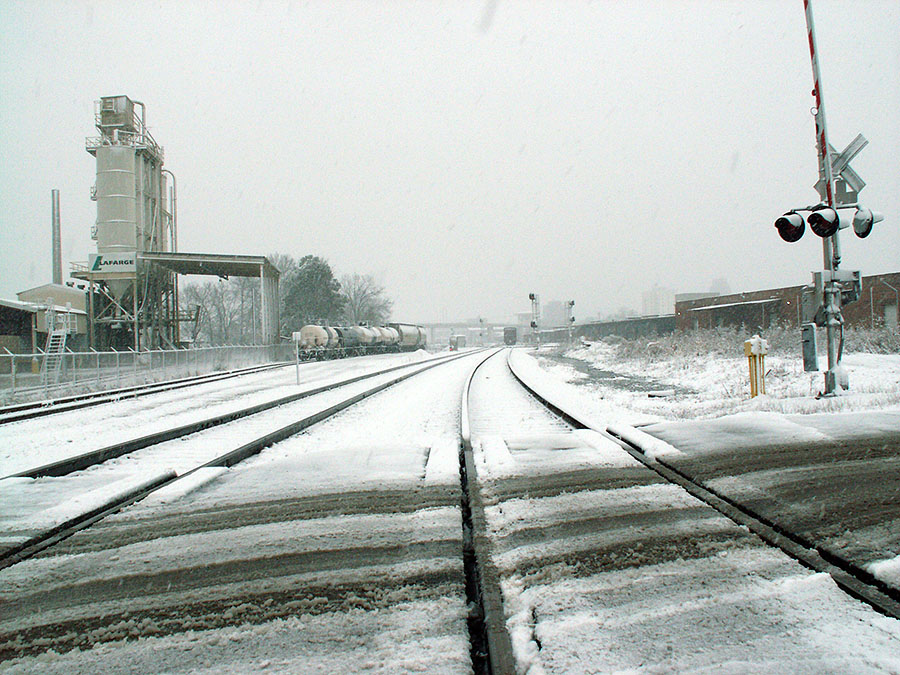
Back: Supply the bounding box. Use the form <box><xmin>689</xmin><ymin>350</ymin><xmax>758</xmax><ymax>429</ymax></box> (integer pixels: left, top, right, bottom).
<box><xmin>0</xmin><ymin>344</ymin><xmax>293</xmax><ymax>405</ymax></box>
<box><xmin>85</xmin><ymin>131</ymin><xmax>163</xmax><ymax>159</ymax></box>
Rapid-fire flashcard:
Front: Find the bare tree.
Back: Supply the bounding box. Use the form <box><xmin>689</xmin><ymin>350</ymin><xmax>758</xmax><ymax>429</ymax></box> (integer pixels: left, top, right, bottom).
<box><xmin>181</xmin><ymin>278</ymin><xmax>248</xmax><ymax>345</ymax></box>
<box><xmin>340</xmin><ymin>273</ymin><xmax>393</xmax><ymax>325</ymax></box>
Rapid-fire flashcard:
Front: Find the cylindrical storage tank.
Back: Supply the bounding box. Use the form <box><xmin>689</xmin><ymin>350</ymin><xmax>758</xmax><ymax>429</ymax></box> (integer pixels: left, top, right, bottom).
<box><xmin>417</xmin><ymin>326</ymin><xmax>427</xmax><ymax>348</ymax></box>
<box><xmin>95</xmin><ymin>146</ymin><xmax>137</xmax><ymax>255</ymax></box>
<box><xmin>324</xmin><ymin>326</ymin><xmax>340</xmax><ymax>349</ymax></box>
<box><xmin>299</xmin><ymin>325</ymin><xmax>328</xmax><ymax>349</ymax></box>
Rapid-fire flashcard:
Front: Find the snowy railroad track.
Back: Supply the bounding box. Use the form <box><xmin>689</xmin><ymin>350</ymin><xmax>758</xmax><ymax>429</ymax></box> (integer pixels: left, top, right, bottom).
<box><xmin>2</xmin><ymin>347</ymin><xmax>897</xmax><ymax>672</ymax></box>
<box><xmin>0</xmin><ymin>362</ymin><xmax>288</xmax><ymax>425</ymax></box>
<box><xmin>509</xmin><ymin>354</ymin><xmax>900</xmax><ymax>620</ymax></box>
<box><xmin>0</xmin><ymin>348</ymin><xmax>494</xmax><ymax>671</ymax></box>
<box><xmin>0</xmin><ymin>350</ymin><xmax>480</xmax><ymax>570</ymax></box>
<box><xmin>2</xmin><ymin>351</ymin><xmax>461</xmax><ymax>481</ymax></box>
<box><xmin>460</xmin><ymin>348</ymin><xmax>900</xmax><ymax>671</ymax></box>
<box><xmin>0</xmin><ymin>352</ymin><xmax>449</xmax><ymax>478</ymax></box>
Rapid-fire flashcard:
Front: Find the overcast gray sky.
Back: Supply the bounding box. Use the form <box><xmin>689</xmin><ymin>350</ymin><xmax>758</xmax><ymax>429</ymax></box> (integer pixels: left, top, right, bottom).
<box><xmin>1</xmin><ymin>0</ymin><xmax>898</xmax><ymax>323</ymax></box>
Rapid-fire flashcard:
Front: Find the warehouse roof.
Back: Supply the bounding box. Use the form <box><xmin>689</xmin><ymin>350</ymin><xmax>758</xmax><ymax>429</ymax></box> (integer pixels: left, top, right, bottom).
<box><xmin>0</xmin><ymin>298</ymin><xmax>87</xmax><ymax>315</ymax></box>
<box><xmin>688</xmin><ymin>298</ymin><xmax>781</xmax><ymax>312</ymax></box>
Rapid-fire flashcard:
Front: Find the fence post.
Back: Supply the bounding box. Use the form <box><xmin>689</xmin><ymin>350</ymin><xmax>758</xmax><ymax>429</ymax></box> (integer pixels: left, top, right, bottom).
<box><xmin>4</xmin><ymin>349</ymin><xmax>15</xmax><ymax>394</ymax></box>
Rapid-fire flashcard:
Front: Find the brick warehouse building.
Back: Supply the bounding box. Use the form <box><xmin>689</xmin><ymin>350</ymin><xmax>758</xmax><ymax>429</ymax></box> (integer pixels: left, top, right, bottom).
<box><xmin>676</xmin><ymin>271</ymin><xmax>900</xmax><ymax>332</ymax></box>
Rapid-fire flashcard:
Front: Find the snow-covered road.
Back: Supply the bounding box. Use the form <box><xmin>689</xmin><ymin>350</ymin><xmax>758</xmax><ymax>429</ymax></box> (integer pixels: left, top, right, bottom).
<box><xmin>643</xmin><ymin>411</ymin><xmax>900</xmax><ymax>594</ymax></box>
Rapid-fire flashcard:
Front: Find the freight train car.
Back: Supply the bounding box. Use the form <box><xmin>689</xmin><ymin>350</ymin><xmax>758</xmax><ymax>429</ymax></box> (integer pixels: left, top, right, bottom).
<box><xmin>294</xmin><ymin>323</ymin><xmax>426</xmax><ymax>360</ymax></box>
<box><xmin>503</xmin><ymin>326</ymin><xmax>517</xmax><ymax>345</ymax></box>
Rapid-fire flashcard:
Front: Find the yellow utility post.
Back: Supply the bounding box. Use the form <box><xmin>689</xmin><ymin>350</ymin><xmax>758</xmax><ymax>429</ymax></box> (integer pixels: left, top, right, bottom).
<box><xmin>744</xmin><ymin>335</ymin><xmax>768</xmax><ymax>397</ymax></box>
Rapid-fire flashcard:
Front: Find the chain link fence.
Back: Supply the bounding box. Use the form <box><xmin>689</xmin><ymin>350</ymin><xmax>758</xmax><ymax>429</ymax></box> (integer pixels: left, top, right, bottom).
<box><xmin>1</xmin><ymin>344</ymin><xmax>293</xmax><ymax>406</ymax></box>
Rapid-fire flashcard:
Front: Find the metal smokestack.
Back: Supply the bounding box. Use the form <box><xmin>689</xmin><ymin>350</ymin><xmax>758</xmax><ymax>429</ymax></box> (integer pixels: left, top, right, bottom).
<box><xmin>51</xmin><ymin>189</ymin><xmax>62</xmax><ymax>285</ymax></box>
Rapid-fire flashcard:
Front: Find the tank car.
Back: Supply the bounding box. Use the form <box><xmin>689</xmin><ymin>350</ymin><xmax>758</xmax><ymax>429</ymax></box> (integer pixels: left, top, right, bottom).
<box><xmin>389</xmin><ymin>323</ymin><xmax>427</xmax><ymax>351</ymax></box>
<box><xmin>294</xmin><ymin>322</ymin><xmax>426</xmax><ymax>360</ymax></box>
<box><xmin>299</xmin><ymin>325</ymin><xmax>329</xmax><ymax>349</ymax></box>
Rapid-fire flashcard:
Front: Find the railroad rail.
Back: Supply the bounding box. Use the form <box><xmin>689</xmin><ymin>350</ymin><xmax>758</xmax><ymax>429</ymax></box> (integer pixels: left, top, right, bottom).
<box><xmin>0</xmin><ymin>362</ymin><xmax>289</xmax><ymax>425</ymax></box>
<box><xmin>4</xmin><ymin>351</ymin><xmax>464</xmax><ymax>481</ymax></box>
<box><xmin>3</xmin><ymin>346</ymin><xmax>895</xmax><ymax>670</ymax></box>
<box><xmin>0</xmin><ymin>349</ymin><xmax>485</xmax><ymax>570</ymax></box>
<box><xmin>459</xmin><ymin>348</ymin><xmax>517</xmax><ymax>674</ymax></box>
<box><xmin>505</xmin><ymin>349</ymin><xmax>900</xmax><ymax>621</ymax></box>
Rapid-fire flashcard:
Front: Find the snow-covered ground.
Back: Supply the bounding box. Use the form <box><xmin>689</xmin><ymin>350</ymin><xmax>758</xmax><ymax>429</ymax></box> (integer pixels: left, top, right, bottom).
<box><xmin>1</xmin><ymin>350</ymin><xmax>484</xmax><ymax>672</ymax></box>
<box><xmin>534</xmin><ymin>339</ymin><xmax>900</xmax><ymax>422</ymax></box>
<box><xmin>0</xmin><ymin>350</ymin><xmax>431</xmax><ymax>478</ymax></box>
<box><xmin>520</xmin><ymin>344</ymin><xmax>900</xmax><ymax>597</ymax></box>
<box><xmin>468</xmin><ymin>349</ymin><xmax>900</xmax><ymax>672</ymax></box>
<box><xmin>0</xmin><ymin>352</ymin><xmax>450</xmax><ymax>549</ymax></box>
<box><xmin>3</xmin><ymin>345</ymin><xmax>899</xmax><ymax>672</ymax></box>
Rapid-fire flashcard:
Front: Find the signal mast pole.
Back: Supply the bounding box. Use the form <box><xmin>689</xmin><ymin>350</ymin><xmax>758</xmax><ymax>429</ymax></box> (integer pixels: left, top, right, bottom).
<box><xmin>804</xmin><ymin>0</ymin><xmax>841</xmax><ymax>395</ymax></box>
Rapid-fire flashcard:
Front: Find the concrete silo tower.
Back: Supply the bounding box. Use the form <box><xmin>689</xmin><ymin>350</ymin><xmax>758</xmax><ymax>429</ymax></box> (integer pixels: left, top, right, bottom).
<box><xmin>78</xmin><ymin>96</ymin><xmax>176</xmax><ymax>349</ymax></box>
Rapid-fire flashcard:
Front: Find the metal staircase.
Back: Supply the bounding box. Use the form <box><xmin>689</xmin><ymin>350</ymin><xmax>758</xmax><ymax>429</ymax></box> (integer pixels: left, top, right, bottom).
<box><xmin>40</xmin><ymin>328</ymin><xmax>68</xmax><ymax>387</ymax></box>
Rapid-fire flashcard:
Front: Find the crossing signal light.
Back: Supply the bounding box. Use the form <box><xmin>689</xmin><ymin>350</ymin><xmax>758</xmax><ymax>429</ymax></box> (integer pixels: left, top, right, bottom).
<box><xmin>808</xmin><ymin>206</ymin><xmax>840</xmax><ymax>238</ymax></box>
<box><xmin>851</xmin><ymin>207</ymin><xmax>884</xmax><ymax>238</ymax></box>
<box><xmin>775</xmin><ymin>211</ymin><xmax>805</xmax><ymax>242</ymax></box>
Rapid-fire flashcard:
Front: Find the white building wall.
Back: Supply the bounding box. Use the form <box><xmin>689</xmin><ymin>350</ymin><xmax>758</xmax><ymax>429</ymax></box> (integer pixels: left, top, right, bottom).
<box><xmin>642</xmin><ymin>286</ymin><xmax>675</xmax><ymax>316</ymax></box>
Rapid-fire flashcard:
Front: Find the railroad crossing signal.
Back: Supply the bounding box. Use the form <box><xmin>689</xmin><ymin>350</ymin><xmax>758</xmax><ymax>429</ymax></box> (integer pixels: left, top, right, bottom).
<box><xmin>814</xmin><ymin>134</ymin><xmax>867</xmax><ymax>206</ymax></box>
<box><xmin>775</xmin><ymin>203</ymin><xmax>883</xmax><ymax>243</ymax></box>
<box><xmin>851</xmin><ymin>207</ymin><xmax>884</xmax><ymax>239</ymax></box>
<box><xmin>807</xmin><ymin>206</ymin><xmax>840</xmax><ymax>238</ymax></box>
<box><xmin>774</xmin><ymin>212</ymin><xmax>805</xmax><ymax>242</ymax></box>
<box><xmin>775</xmin><ymin>131</ymin><xmax>883</xmax><ymax>243</ymax></box>
<box><xmin>784</xmin><ymin>0</ymin><xmax>887</xmax><ymax>398</ymax></box>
